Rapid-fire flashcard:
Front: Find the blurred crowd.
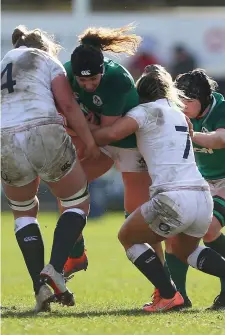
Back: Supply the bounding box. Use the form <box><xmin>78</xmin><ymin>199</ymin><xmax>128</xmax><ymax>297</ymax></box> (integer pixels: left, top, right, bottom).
<box><xmin>126</xmin><ymin>40</ymin><xmax>225</xmax><ymax>96</ymax></box>
<box><xmin>2</xmin><ymin>0</ymin><xmax>225</xmax><ymax>11</ymax></box>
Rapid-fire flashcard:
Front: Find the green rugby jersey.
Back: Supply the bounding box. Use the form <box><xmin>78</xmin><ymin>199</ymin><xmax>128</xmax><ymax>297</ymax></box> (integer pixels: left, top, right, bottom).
<box><xmin>192</xmin><ymin>92</ymin><xmax>225</xmax><ymax>180</ymax></box>
<box><xmin>64</xmin><ymin>58</ymin><xmax>139</xmax><ymax>148</ymax></box>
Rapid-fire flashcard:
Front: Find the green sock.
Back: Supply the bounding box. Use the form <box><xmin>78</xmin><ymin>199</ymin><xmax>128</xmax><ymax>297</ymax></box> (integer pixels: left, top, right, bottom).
<box><xmin>204</xmin><ymin>233</ymin><xmax>225</xmax><ymax>293</ymax></box>
<box><xmin>165</xmin><ymin>252</ymin><xmax>189</xmax><ymax>298</ymax></box>
<box><xmin>69</xmin><ymin>236</ymin><xmax>85</xmax><ymax>258</ymax></box>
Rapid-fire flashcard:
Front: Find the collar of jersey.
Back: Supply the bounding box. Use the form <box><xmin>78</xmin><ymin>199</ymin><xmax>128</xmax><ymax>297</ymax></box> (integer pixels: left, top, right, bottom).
<box><xmin>200</xmin><ymin>94</ymin><xmax>216</xmax><ymax>125</ymax></box>
<box><xmin>154</xmin><ymin>98</ymin><xmax>170</xmax><ymax>106</ymax></box>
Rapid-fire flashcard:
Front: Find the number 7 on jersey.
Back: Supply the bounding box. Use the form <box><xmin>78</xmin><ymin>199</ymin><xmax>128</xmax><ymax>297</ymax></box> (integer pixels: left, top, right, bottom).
<box><xmin>175</xmin><ymin>125</ymin><xmax>191</xmax><ymax>159</ymax></box>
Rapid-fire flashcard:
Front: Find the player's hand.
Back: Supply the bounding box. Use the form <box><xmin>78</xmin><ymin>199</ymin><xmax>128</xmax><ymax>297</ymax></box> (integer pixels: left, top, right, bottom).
<box><xmin>85</xmin><ymin>111</ymin><xmax>100</xmax><ymax>125</ymax></box>
<box><xmin>185</xmin><ymin>115</ymin><xmax>194</xmax><ymax>139</ymax></box>
<box><xmin>84</xmin><ymin>143</ymin><xmax>101</xmax><ymax>160</ymax></box>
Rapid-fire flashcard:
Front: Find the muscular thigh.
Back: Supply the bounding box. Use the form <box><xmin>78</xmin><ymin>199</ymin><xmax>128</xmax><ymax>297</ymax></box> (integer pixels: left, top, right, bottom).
<box><xmin>105</xmin><ymin>146</ymin><xmax>150</xmax><ymax>212</ymax></box>
<box><xmin>122</xmin><ymin>172</ymin><xmax>151</xmax><ymax>213</ymax></box>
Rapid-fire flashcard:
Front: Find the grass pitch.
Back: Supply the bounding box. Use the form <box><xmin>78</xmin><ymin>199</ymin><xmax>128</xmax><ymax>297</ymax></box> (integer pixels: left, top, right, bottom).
<box><xmin>1</xmin><ymin>212</ymin><xmax>225</xmax><ymax>335</ymax></box>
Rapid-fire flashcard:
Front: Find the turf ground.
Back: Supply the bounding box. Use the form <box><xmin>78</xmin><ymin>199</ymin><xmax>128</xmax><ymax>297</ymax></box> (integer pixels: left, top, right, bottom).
<box><xmin>1</xmin><ymin>211</ymin><xmax>225</xmax><ymax>335</ymax></box>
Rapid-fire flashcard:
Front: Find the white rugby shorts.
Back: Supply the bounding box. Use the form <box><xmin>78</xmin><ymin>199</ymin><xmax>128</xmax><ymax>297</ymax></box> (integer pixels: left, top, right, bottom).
<box><xmin>141</xmin><ymin>189</ymin><xmax>213</xmax><ymax>238</ymax></box>
<box><xmin>100</xmin><ymin>145</ymin><xmax>147</xmax><ymax>172</ymax></box>
<box><xmin>1</xmin><ymin>124</ymin><xmax>76</xmax><ymax>186</ymax></box>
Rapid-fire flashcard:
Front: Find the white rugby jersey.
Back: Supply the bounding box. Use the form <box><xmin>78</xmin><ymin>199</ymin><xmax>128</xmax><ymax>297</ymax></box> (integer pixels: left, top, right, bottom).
<box><xmin>127</xmin><ymin>99</ymin><xmax>208</xmax><ymax>194</ymax></box>
<box><xmin>1</xmin><ymin>46</ymin><xmax>65</xmax><ymax>130</ymax></box>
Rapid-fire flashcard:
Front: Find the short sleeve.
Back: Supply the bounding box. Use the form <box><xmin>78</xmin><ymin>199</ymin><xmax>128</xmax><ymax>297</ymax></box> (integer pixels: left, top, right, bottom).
<box><xmin>126</xmin><ymin>106</ymin><xmax>148</xmax><ymax>128</ymax></box>
<box><xmin>101</xmin><ymin>71</ymin><xmax>136</xmax><ymax>117</ymax></box>
<box><xmin>214</xmin><ymin>103</ymin><xmax>225</xmax><ymax>130</ymax></box>
<box><xmin>49</xmin><ymin>56</ymin><xmax>66</xmax><ymax>82</ymax></box>
<box><xmin>64</xmin><ymin>61</ymin><xmax>74</xmax><ymax>88</ymax></box>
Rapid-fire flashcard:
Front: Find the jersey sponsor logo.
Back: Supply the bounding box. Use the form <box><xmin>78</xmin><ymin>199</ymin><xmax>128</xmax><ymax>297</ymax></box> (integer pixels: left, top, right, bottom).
<box><xmin>81</xmin><ymin>70</ymin><xmax>91</xmax><ymax>76</ymax></box>
<box><xmin>93</xmin><ymin>95</ymin><xmax>103</xmax><ymax>106</ymax></box>
<box><xmin>201</xmin><ymin>127</ymin><xmax>209</xmax><ymax>133</ymax></box>
<box><xmin>194</xmin><ymin>147</ymin><xmax>214</xmax><ymax>154</ymax></box>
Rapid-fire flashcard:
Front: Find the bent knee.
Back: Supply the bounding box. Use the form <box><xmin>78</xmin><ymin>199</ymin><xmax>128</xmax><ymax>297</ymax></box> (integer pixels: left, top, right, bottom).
<box><xmin>118</xmin><ymin>224</ymin><xmax>128</xmax><ymax>246</ymax></box>
<box><xmin>203</xmin><ymin>219</ymin><xmax>222</xmax><ymax>242</ymax></box>
<box><xmin>118</xmin><ymin>227</ymin><xmax>124</xmax><ymax>244</ymax></box>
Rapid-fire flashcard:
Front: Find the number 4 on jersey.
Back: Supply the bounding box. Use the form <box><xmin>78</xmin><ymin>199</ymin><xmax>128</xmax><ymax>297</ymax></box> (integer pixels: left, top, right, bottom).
<box><xmin>1</xmin><ymin>63</ymin><xmax>16</xmax><ymax>93</ymax></box>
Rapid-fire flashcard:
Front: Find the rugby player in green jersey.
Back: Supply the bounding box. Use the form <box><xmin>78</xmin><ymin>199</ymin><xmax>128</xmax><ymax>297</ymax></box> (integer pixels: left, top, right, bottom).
<box><xmin>165</xmin><ymin>69</ymin><xmax>225</xmax><ymax>309</ymax></box>
<box><xmin>60</xmin><ymin>25</ymin><xmax>164</xmax><ymax>278</ymax></box>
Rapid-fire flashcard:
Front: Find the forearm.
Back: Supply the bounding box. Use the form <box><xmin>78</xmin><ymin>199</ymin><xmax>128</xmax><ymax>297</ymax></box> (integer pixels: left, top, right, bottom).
<box><xmin>66</xmin><ymin>107</ymin><xmax>96</xmax><ymax>147</ymax></box>
<box><xmin>66</xmin><ymin>119</ymin><xmax>99</xmax><ymax>136</ymax></box>
<box><xmin>193</xmin><ymin>131</ymin><xmax>225</xmax><ymax>149</ymax></box>
<box><xmin>92</xmin><ymin>127</ymin><xmax>115</xmax><ymax>146</ymax></box>
<box><xmin>92</xmin><ymin>115</ymin><xmax>139</xmax><ymax>146</ymax></box>
<box><xmin>89</xmin><ymin>123</ymin><xmax>100</xmax><ymax>131</ymax></box>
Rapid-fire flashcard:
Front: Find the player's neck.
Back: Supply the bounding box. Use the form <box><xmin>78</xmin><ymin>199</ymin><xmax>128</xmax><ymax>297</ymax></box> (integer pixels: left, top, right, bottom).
<box><xmin>196</xmin><ymin>105</ymin><xmax>211</xmax><ymax>119</ymax></box>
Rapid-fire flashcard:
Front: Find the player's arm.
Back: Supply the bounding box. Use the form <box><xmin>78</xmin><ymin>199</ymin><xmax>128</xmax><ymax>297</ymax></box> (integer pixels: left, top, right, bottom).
<box><xmin>87</xmin><ymin>99</ymin><xmax>125</xmax><ymax>131</ymax></box>
<box><xmin>92</xmin><ymin>116</ymin><xmax>139</xmax><ymax>146</ymax></box>
<box><xmin>192</xmin><ymin>128</ymin><xmax>225</xmax><ymax>149</ymax></box>
<box><xmin>51</xmin><ymin>74</ymin><xmax>100</xmax><ymax>158</ymax></box>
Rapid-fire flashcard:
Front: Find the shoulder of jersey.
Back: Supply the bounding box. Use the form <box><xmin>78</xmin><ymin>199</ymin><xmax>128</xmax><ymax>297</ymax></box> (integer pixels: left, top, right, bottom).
<box><xmin>212</xmin><ymin>92</ymin><xmax>225</xmax><ymax>115</ymax></box>
<box><xmin>213</xmin><ymin>91</ymin><xmax>225</xmax><ymax>102</ymax></box>
<box><xmin>63</xmin><ymin>60</ymin><xmax>72</xmax><ymax>73</ymax></box>
<box><xmin>103</xmin><ymin>59</ymin><xmax>134</xmax><ymax>92</ymax></box>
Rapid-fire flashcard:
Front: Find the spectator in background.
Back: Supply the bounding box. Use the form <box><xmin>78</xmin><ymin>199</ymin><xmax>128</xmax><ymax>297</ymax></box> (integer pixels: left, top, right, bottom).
<box><xmin>170</xmin><ymin>44</ymin><xmax>197</xmax><ymax>79</ymax></box>
<box><xmin>127</xmin><ymin>36</ymin><xmax>160</xmax><ymax>81</ymax></box>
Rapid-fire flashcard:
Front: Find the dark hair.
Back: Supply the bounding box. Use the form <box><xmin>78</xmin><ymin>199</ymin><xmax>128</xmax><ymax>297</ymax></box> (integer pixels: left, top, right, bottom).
<box><xmin>175</xmin><ymin>68</ymin><xmax>218</xmax><ymax>112</ymax></box>
<box><xmin>12</xmin><ymin>25</ymin><xmax>61</xmax><ymax>56</ymax></box>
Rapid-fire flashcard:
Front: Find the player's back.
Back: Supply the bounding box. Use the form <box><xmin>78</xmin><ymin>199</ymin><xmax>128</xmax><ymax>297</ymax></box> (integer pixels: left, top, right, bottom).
<box><xmin>1</xmin><ymin>47</ymin><xmax>64</xmax><ymax>130</ymax></box>
<box><xmin>127</xmin><ymin>99</ymin><xmax>208</xmax><ymax>194</ymax></box>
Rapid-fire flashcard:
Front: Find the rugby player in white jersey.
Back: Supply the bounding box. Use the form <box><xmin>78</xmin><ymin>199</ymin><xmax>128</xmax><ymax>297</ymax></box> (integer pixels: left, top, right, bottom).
<box><xmin>90</xmin><ymin>64</ymin><xmax>225</xmax><ymax>312</ymax></box>
<box><xmin>1</xmin><ymin>25</ymin><xmax>99</xmax><ymax>312</ymax></box>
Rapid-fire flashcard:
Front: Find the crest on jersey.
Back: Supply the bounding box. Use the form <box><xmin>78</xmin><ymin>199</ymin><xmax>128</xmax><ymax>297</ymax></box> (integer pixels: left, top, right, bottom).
<box><xmin>93</xmin><ymin>95</ymin><xmax>102</xmax><ymax>106</ymax></box>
